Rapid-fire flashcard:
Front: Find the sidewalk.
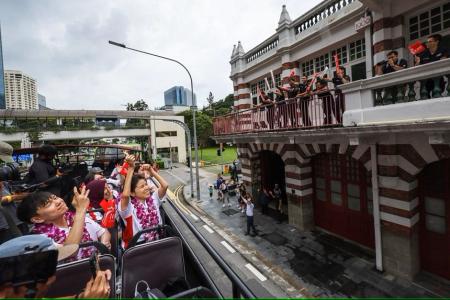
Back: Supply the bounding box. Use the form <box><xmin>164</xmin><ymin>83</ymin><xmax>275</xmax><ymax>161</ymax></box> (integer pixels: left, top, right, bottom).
<box><xmin>181</xmin><ymin>165</ymin><xmax>447</xmax><ymax>298</ymax></box>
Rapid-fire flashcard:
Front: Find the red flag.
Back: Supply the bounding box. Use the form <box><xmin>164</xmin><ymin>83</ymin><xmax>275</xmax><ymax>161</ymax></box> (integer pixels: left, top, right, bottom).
<box><xmin>289</xmin><ymin>70</ymin><xmax>295</xmax><ymax>78</ymax></box>
<box><xmin>334</xmin><ymin>54</ymin><xmax>340</xmax><ymax>70</ymax></box>
<box><xmin>408</xmin><ymin>41</ymin><xmax>426</xmax><ymax>55</ymax></box>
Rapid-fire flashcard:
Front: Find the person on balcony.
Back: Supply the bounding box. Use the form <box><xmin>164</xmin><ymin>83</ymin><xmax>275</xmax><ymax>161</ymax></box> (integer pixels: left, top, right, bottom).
<box><xmin>415</xmin><ymin>34</ymin><xmax>448</xmax><ymax>98</ymax></box>
<box><xmin>415</xmin><ymin>34</ymin><xmax>448</xmax><ymax>66</ymax></box>
<box><xmin>382</xmin><ymin>50</ymin><xmax>408</xmax><ymax>74</ymax></box>
<box><xmin>374</xmin><ymin>51</ymin><xmax>408</xmax><ymax>101</ymax></box>
<box><xmin>258</xmin><ymin>89</ymin><xmax>275</xmax><ymax>130</ymax></box>
<box><xmin>279</xmin><ymin>76</ymin><xmax>311</xmax><ymax>128</ymax></box>
<box><xmin>316</xmin><ymin>76</ymin><xmax>335</xmax><ymax>125</ymax></box>
<box><xmin>329</xmin><ymin>66</ymin><xmax>351</xmax><ymax>123</ymax></box>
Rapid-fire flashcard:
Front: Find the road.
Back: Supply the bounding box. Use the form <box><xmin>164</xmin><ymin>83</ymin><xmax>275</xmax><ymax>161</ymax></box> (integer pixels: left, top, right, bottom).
<box><xmin>159</xmin><ymin>164</ymin><xmax>304</xmax><ymax>298</ymax></box>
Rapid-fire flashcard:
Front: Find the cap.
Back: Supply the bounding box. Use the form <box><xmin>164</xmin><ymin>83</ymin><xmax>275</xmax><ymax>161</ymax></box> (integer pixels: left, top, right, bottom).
<box><xmin>0</xmin><ymin>141</ymin><xmax>14</xmax><ymax>163</ymax></box>
<box><xmin>90</xmin><ymin>167</ymin><xmax>104</xmax><ymax>174</ymax></box>
<box><xmin>0</xmin><ymin>235</ymin><xmax>78</xmax><ymax>261</ymax></box>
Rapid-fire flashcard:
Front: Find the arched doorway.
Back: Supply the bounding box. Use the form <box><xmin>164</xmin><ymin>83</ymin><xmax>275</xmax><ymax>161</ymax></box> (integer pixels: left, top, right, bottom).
<box><xmin>259</xmin><ymin>150</ymin><xmax>287</xmax><ymax>216</ymax></box>
<box><xmin>419</xmin><ymin>159</ymin><xmax>450</xmax><ymax>280</ymax></box>
<box><xmin>312</xmin><ymin>153</ymin><xmax>374</xmax><ymax>248</ymax></box>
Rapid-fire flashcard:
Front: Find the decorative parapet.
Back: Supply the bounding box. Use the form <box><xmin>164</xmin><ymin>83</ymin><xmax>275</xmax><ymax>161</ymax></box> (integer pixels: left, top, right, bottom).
<box><xmin>245</xmin><ymin>37</ymin><xmax>279</xmax><ymax>64</ymax></box>
<box><xmin>293</xmin><ymin>0</ymin><xmax>357</xmax><ymax>35</ymax></box>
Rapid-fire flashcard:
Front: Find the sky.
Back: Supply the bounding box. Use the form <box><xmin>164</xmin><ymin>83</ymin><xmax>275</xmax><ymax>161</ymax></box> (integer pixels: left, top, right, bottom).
<box><xmin>0</xmin><ymin>0</ymin><xmax>322</xmax><ymax>110</ymax></box>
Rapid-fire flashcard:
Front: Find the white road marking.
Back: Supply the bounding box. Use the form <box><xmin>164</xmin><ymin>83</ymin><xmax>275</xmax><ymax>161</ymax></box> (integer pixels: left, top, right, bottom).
<box><xmin>220</xmin><ymin>241</ymin><xmax>236</xmax><ymax>253</ymax></box>
<box><xmin>162</xmin><ymin>170</ymin><xmax>187</xmax><ymax>185</ymax></box>
<box><xmin>202</xmin><ymin>225</ymin><xmax>214</xmax><ymax>233</ymax></box>
<box><xmin>190</xmin><ymin>213</ymin><xmax>199</xmax><ymax>221</ymax></box>
<box><xmin>245</xmin><ymin>263</ymin><xmax>267</xmax><ymax>282</ymax></box>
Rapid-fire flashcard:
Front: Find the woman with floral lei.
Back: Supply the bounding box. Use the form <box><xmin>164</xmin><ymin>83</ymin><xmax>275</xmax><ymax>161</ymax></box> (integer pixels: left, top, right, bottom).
<box><xmin>119</xmin><ymin>155</ymin><xmax>167</xmax><ymax>248</ymax></box>
<box><xmin>17</xmin><ymin>186</ymin><xmax>111</xmax><ymax>260</ymax></box>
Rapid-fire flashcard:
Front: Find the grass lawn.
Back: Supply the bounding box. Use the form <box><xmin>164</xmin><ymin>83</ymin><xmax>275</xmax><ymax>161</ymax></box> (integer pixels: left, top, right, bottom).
<box><xmin>194</xmin><ymin>146</ymin><xmax>237</xmax><ymax>165</ymax></box>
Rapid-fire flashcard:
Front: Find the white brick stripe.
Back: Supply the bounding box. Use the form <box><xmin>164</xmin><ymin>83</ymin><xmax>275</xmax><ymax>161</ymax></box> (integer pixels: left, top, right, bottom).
<box><xmin>274</xmin><ymin>143</ymin><xmax>283</xmax><ymax>155</ymax></box>
<box><xmin>339</xmin><ymin>142</ymin><xmax>348</xmax><ymax>154</ymax></box>
<box><xmin>380</xmin><ymin>196</ymin><xmax>419</xmax><ymax>211</ymax></box>
<box><xmin>299</xmin><ymin>144</ymin><xmax>311</xmax><ymax>157</ymax></box>
<box><xmin>381</xmin><ymin>212</ymin><xmax>419</xmax><ymax>227</ymax></box>
<box><xmin>237</xmin><ymin>88</ymin><xmax>250</xmax><ymax>95</ymax></box>
<box><xmin>378</xmin><ymin>155</ymin><xmax>419</xmax><ymax>175</ymax></box>
<box><xmin>312</xmin><ymin>143</ymin><xmax>320</xmax><ymax>154</ymax></box>
<box><xmin>242</xmin><ymin>175</ymin><xmax>251</xmax><ymax>182</ymax></box>
<box><xmin>288</xmin><ymin>188</ymin><xmax>313</xmax><ymax>197</ymax></box>
<box><xmin>300</xmin><ymin>166</ymin><xmax>312</xmax><ymax>174</ymax></box>
<box><xmin>286</xmin><ymin>177</ymin><xmax>312</xmax><ymax>186</ymax></box>
<box><xmin>411</xmin><ymin>141</ymin><xmax>439</xmax><ymax>164</ymax></box>
<box><xmin>249</xmin><ymin>143</ymin><xmax>257</xmax><ymax>155</ymax></box>
<box><xmin>285</xmin><ymin>164</ymin><xmax>300</xmax><ymax>173</ymax></box>
<box><xmin>352</xmin><ymin>144</ymin><xmax>369</xmax><ymax>160</ymax></box>
<box><xmin>378</xmin><ymin>176</ymin><xmax>417</xmax><ymax>191</ymax></box>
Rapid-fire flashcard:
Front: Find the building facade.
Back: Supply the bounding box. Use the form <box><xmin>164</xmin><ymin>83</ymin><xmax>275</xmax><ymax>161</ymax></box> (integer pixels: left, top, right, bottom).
<box><xmin>164</xmin><ymin>86</ymin><xmax>197</xmax><ymax>107</ymax></box>
<box><xmin>4</xmin><ymin>70</ymin><xmax>38</xmax><ymax>109</ymax></box>
<box><xmin>0</xmin><ymin>26</ymin><xmax>5</xmax><ymax>109</ymax></box>
<box><xmin>38</xmin><ymin>93</ymin><xmax>47</xmax><ymax>109</ymax></box>
<box><xmin>214</xmin><ymin>0</ymin><xmax>450</xmax><ymax>283</ymax></box>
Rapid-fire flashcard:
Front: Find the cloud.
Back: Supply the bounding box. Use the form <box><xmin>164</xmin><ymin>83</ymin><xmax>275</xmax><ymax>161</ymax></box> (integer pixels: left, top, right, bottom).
<box><xmin>0</xmin><ymin>0</ymin><xmax>322</xmax><ymax>110</ymax></box>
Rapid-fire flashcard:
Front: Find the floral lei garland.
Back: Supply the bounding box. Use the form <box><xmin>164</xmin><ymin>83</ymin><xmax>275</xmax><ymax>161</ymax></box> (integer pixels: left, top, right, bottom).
<box><xmin>130</xmin><ymin>196</ymin><xmax>160</xmax><ymax>242</ymax></box>
<box><xmin>32</xmin><ymin>211</ymin><xmax>94</xmax><ymax>260</ymax></box>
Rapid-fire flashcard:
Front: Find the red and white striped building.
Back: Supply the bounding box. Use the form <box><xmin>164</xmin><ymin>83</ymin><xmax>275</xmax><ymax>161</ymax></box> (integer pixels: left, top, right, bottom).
<box><xmin>214</xmin><ymin>0</ymin><xmax>450</xmax><ymax>282</ymax></box>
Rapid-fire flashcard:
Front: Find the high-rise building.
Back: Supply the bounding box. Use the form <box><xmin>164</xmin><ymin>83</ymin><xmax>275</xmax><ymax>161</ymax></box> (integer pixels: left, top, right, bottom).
<box><xmin>38</xmin><ymin>93</ymin><xmax>47</xmax><ymax>108</ymax></box>
<box><xmin>164</xmin><ymin>86</ymin><xmax>196</xmax><ymax>107</ymax></box>
<box><xmin>0</xmin><ymin>26</ymin><xmax>5</xmax><ymax>109</ymax></box>
<box><xmin>4</xmin><ymin>70</ymin><xmax>38</xmax><ymax>109</ymax></box>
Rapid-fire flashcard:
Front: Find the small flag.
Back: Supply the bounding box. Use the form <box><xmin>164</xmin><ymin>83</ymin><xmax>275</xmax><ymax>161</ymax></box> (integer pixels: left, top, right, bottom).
<box><xmin>289</xmin><ymin>70</ymin><xmax>296</xmax><ymax>78</ymax></box>
<box><xmin>334</xmin><ymin>54</ymin><xmax>340</xmax><ymax>70</ymax></box>
<box><xmin>264</xmin><ymin>77</ymin><xmax>271</xmax><ymax>91</ymax></box>
<box><xmin>270</xmin><ymin>70</ymin><xmax>276</xmax><ymax>87</ymax></box>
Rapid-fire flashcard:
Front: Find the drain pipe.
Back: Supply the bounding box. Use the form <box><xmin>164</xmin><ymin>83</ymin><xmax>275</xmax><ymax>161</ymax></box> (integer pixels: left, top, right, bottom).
<box><xmin>371</xmin><ymin>144</ymin><xmax>383</xmax><ymax>271</ymax></box>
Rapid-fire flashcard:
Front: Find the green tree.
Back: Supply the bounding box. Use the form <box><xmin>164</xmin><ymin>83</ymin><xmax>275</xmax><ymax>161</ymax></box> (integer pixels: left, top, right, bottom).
<box><xmin>177</xmin><ymin>110</ymin><xmax>214</xmax><ymax>159</ymax></box>
<box><xmin>203</xmin><ymin>93</ymin><xmax>234</xmax><ymax>117</ymax></box>
<box><xmin>125</xmin><ymin>99</ymin><xmax>150</xmax><ymax>152</ymax></box>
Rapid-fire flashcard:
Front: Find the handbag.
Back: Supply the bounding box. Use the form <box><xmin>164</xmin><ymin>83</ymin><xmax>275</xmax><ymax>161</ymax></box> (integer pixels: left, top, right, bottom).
<box><xmin>134</xmin><ymin>280</ymin><xmax>166</xmax><ymax>299</ymax></box>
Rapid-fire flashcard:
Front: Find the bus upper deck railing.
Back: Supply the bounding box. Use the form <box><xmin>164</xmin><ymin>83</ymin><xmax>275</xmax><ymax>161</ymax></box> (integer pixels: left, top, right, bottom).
<box><xmin>213</xmin><ymin>90</ymin><xmax>344</xmax><ymax>135</ymax></box>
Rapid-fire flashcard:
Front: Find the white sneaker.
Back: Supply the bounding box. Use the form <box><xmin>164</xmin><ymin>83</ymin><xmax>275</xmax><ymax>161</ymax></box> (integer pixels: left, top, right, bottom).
<box><xmin>222</xmin><ymin>204</ymin><xmax>225</xmax><ymax>208</ymax></box>
<box><xmin>228</xmin><ymin>203</ymin><xmax>231</xmax><ymax>207</ymax></box>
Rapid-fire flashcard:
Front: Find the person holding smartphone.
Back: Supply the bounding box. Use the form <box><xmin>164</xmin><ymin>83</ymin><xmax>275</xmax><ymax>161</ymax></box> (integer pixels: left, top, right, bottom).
<box><xmin>0</xmin><ymin>235</ymin><xmax>111</xmax><ymax>298</ymax></box>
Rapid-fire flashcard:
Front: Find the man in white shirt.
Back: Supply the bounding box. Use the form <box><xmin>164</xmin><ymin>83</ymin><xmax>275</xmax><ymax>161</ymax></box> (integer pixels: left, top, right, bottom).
<box><xmin>243</xmin><ymin>194</ymin><xmax>257</xmax><ymax>236</ymax></box>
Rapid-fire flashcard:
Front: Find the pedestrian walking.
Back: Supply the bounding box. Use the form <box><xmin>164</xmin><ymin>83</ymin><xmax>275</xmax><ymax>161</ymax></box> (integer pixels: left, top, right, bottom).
<box><xmin>208</xmin><ymin>184</ymin><xmax>214</xmax><ymax>200</ymax></box>
<box><xmin>243</xmin><ymin>194</ymin><xmax>257</xmax><ymax>236</ymax></box>
<box><xmin>271</xmin><ymin>184</ymin><xmax>283</xmax><ymax>223</ymax></box>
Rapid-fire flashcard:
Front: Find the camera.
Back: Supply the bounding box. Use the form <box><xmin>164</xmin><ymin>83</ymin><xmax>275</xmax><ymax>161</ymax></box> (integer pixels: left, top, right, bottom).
<box><xmin>0</xmin><ymin>250</ymin><xmax>58</xmax><ymax>286</ymax></box>
<box><xmin>0</xmin><ymin>163</ymin><xmax>20</xmax><ymax>182</ymax></box>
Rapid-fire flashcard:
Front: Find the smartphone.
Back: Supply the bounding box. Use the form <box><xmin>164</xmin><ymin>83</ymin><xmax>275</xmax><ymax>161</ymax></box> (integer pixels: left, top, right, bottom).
<box><xmin>89</xmin><ymin>252</ymin><xmax>100</xmax><ymax>279</ymax></box>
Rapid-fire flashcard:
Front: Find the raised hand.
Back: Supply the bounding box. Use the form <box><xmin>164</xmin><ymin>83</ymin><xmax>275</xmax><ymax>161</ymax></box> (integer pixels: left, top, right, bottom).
<box><xmin>72</xmin><ymin>185</ymin><xmax>90</xmax><ymax>212</ymax></box>
<box><xmin>125</xmin><ymin>154</ymin><xmax>136</xmax><ymax>169</ymax></box>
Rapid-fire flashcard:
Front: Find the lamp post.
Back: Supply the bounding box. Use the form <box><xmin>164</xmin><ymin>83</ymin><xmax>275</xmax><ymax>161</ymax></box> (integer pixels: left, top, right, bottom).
<box><xmin>109</xmin><ymin>40</ymin><xmax>201</xmax><ymax>201</ymax></box>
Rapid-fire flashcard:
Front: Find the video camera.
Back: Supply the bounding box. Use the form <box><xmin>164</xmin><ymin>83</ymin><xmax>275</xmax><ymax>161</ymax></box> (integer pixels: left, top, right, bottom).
<box><xmin>0</xmin><ymin>250</ymin><xmax>58</xmax><ymax>287</ymax></box>
<box><xmin>0</xmin><ymin>163</ymin><xmax>20</xmax><ymax>182</ymax></box>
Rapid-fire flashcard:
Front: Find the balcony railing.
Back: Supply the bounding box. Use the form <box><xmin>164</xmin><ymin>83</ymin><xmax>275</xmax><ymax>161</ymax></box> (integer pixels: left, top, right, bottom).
<box><xmin>341</xmin><ymin>58</ymin><xmax>450</xmax><ymax>126</ymax></box>
<box><xmin>245</xmin><ymin>37</ymin><xmax>279</xmax><ymax>63</ymax></box>
<box><xmin>213</xmin><ymin>91</ymin><xmax>344</xmax><ymax>135</ymax></box>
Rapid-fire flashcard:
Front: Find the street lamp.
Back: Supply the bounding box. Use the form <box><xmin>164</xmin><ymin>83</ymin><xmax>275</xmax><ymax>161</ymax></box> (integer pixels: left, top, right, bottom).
<box><xmin>109</xmin><ymin>40</ymin><xmax>201</xmax><ymax>201</ymax></box>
